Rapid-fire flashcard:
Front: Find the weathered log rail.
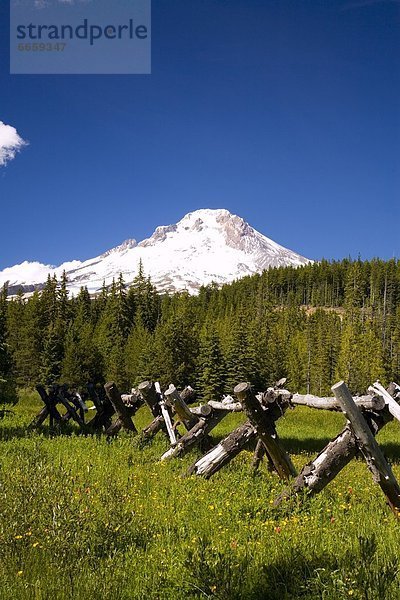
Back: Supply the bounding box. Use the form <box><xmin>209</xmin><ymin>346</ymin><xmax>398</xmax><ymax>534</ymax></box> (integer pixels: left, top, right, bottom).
<box><xmin>29</xmin><ymin>374</ymin><xmax>400</xmax><ymax>518</ymax></box>
<box><xmin>30</xmin><ymin>384</ymin><xmax>87</xmax><ymax>430</ymax></box>
<box><xmin>138</xmin><ymin>381</ymin><xmax>196</xmax><ymax>441</ymax></box>
<box><xmin>186</xmin><ymin>421</ymin><xmax>257</xmax><ymax>478</ymax></box>
<box><xmin>234</xmin><ymin>382</ymin><xmax>296</xmax><ymax>480</ymax></box>
<box><xmin>332</xmin><ymin>381</ymin><xmax>400</xmax><ymax>515</ymax></box>
<box><xmin>186</xmin><ymin>385</ymin><xmax>294</xmax><ymax>478</ymax></box>
<box><xmin>275</xmin><ymin>381</ymin><xmax>400</xmax><ymax>517</ymax></box>
<box><xmin>290</xmin><ymin>393</ymin><xmax>385</xmax><ymax>412</ymax></box>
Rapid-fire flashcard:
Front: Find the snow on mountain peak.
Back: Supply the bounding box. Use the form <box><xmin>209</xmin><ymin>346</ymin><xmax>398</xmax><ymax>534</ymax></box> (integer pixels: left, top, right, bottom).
<box><xmin>0</xmin><ymin>208</ymin><xmax>312</xmax><ymax>296</ymax></box>
<box><xmin>101</xmin><ymin>238</ymin><xmax>137</xmax><ymax>257</ymax></box>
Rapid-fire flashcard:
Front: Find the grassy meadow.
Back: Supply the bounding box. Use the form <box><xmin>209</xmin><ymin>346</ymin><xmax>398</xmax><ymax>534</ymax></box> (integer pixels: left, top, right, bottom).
<box><xmin>0</xmin><ymin>391</ymin><xmax>400</xmax><ymax>599</ymax></box>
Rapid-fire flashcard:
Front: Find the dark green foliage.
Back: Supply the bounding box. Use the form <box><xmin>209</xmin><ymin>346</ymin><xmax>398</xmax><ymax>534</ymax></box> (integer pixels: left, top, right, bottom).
<box><xmin>94</xmin><ymin>276</ymin><xmax>132</xmax><ymax>389</ymax></box>
<box><xmin>125</xmin><ymin>320</ymin><xmax>157</xmax><ymax>386</ymax></box>
<box><xmin>0</xmin><ymin>286</ymin><xmax>17</xmax><ymax>405</ymax></box>
<box><xmin>2</xmin><ymin>258</ymin><xmax>400</xmax><ymax>395</ymax></box>
<box><xmin>224</xmin><ymin>309</ymin><xmax>261</xmax><ymax>393</ymax></box>
<box><xmin>127</xmin><ymin>259</ymin><xmax>160</xmax><ymax>331</ymax></box>
<box><xmin>153</xmin><ymin>294</ymin><xmax>199</xmax><ymax>388</ymax></box>
<box><xmin>197</xmin><ymin>324</ymin><xmax>226</xmax><ymax>400</ymax></box>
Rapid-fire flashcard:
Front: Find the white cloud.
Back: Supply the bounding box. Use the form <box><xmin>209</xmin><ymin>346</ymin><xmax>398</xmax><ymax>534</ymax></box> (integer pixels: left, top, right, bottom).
<box><xmin>0</xmin><ymin>121</ymin><xmax>27</xmax><ymax>167</ymax></box>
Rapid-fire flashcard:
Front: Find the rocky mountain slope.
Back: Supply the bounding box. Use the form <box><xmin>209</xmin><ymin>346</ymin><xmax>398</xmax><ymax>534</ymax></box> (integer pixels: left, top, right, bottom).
<box><xmin>0</xmin><ymin>209</ymin><xmax>311</xmax><ymax>295</ymax></box>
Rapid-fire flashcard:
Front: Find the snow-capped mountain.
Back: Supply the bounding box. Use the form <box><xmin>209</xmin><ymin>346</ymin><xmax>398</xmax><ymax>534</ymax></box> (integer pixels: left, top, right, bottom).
<box><xmin>0</xmin><ymin>209</ymin><xmax>311</xmax><ymax>295</ymax></box>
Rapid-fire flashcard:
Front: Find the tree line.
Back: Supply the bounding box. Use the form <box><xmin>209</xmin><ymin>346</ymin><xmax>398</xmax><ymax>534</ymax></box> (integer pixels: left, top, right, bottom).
<box><xmin>0</xmin><ymin>257</ymin><xmax>399</xmax><ymax>405</ymax></box>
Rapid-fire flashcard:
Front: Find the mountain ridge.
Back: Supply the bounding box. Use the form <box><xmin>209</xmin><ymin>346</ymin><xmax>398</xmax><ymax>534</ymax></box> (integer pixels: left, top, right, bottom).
<box><xmin>0</xmin><ymin>208</ymin><xmax>312</xmax><ymax>295</ymax></box>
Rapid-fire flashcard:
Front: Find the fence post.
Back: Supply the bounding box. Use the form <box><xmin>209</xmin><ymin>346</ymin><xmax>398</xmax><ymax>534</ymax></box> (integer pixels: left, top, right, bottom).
<box><xmin>234</xmin><ymin>382</ymin><xmax>296</xmax><ymax>480</ymax></box>
<box><xmin>104</xmin><ymin>382</ymin><xmax>137</xmax><ymax>433</ymax></box>
<box><xmin>332</xmin><ymin>380</ymin><xmax>400</xmax><ymax>516</ymax></box>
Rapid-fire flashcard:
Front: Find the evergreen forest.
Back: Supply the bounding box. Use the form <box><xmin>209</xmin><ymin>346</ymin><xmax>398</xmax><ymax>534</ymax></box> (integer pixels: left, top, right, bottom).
<box><xmin>1</xmin><ymin>257</ymin><xmax>399</xmax><ymax>404</ymax></box>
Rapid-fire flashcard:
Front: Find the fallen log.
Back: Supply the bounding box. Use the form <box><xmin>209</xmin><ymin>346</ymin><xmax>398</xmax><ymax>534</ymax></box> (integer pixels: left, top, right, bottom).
<box><xmin>30</xmin><ymin>384</ymin><xmax>87</xmax><ymax>429</ymax></box>
<box><xmin>138</xmin><ymin>380</ymin><xmax>172</xmax><ymax>440</ymax></box>
<box><xmin>251</xmin><ymin>438</ymin><xmax>266</xmax><ymax>471</ymax></box>
<box><xmin>154</xmin><ymin>382</ymin><xmax>177</xmax><ymax>445</ymax></box>
<box><xmin>190</xmin><ymin>404</ymin><xmax>214</xmax><ymax>417</ymax></box>
<box><xmin>86</xmin><ymin>383</ymin><xmax>106</xmax><ymax>412</ymax></box>
<box><xmin>33</xmin><ymin>385</ymin><xmax>62</xmax><ymax>428</ymax></box>
<box><xmin>207</xmin><ymin>400</ymin><xmax>243</xmax><ymax>412</ymax></box>
<box><xmin>105</xmin><ymin>392</ymin><xmax>143</xmax><ymax>436</ymax></box>
<box><xmin>368</xmin><ymin>381</ymin><xmax>400</xmax><ymax>424</ymax></box>
<box><xmin>28</xmin><ymin>405</ymin><xmax>49</xmax><ymax>429</ymax></box>
<box><xmin>138</xmin><ymin>381</ymin><xmax>161</xmax><ymax>418</ymax></box>
<box><xmin>58</xmin><ymin>386</ymin><xmax>85</xmax><ymax>428</ymax></box>
<box><xmin>29</xmin><ymin>386</ymin><xmax>52</xmax><ymax>429</ymax></box>
<box><xmin>187</xmin><ymin>384</ymin><xmax>296</xmax><ymax>478</ymax></box>
<box><xmin>142</xmin><ymin>415</ymin><xmax>165</xmax><ymax>439</ymax></box>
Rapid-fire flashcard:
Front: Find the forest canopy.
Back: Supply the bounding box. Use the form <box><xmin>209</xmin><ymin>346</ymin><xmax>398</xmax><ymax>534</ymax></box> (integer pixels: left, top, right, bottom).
<box><xmin>1</xmin><ymin>257</ymin><xmax>399</xmax><ymax>404</ymax></box>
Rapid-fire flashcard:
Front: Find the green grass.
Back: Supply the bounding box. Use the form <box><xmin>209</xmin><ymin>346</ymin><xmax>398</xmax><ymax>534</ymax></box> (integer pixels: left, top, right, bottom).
<box><xmin>0</xmin><ymin>392</ymin><xmax>400</xmax><ymax>599</ymax></box>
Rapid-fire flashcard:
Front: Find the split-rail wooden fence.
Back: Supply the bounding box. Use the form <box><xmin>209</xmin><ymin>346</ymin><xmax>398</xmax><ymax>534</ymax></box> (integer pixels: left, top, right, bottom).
<box><xmin>29</xmin><ymin>375</ymin><xmax>400</xmax><ymax>518</ymax></box>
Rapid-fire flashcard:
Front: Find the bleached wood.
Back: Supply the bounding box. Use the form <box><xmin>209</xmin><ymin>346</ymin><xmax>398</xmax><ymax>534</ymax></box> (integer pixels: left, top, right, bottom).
<box><xmin>252</xmin><ymin>439</ymin><xmax>266</xmax><ymax>471</ymax></box>
<box><xmin>207</xmin><ymin>400</ymin><xmax>243</xmax><ymax>412</ymax></box>
<box><xmin>332</xmin><ymin>380</ymin><xmax>400</xmax><ymax>516</ymax></box>
<box><xmin>104</xmin><ymin>382</ymin><xmax>137</xmax><ymax>433</ymax></box>
<box><xmin>160</xmin><ymin>409</ymin><xmax>227</xmax><ymax>461</ymax></box>
<box><xmin>155</xmin><ymin>382</ymin><xmax>177</xmax><ymax>445</ymax></box>
<box><xmin>164</xmin><ymin>384</ymin><xmax>199</xmax><ymax>429</ymax></box>
<box><xmin>234</xmin><ymin>382</ymin><xmax>296</xmax><ymax>480</ymax></box>
<box><xmin>368</xmin><ymin>381</ymin><xmax>400</xmax><ymax>424</ymax></box>
<box><xmin>275</xmin><ymin>402</ymin><xmax>393</xmax><ymax>506</ymax></box>
<box><xmin>291</xmin><ymin>393</ymin><xmax>385</xmax><ymax>412</ymax></box>
<box><xmin>190</xmin><ymin>404</ymin><xmax>213</xmax><ymax>417</ymax></box>
<box><xmin>186</xmin><ymin>422</ymin><xmax>256</xmax><ymax>478</ymax></box>
<box><xmin>138</xmin><ymin>380</ymin><xmax>171</xmax><ymax>441</ymax></box>
<box><xmin>74</xmin><ymin>392</ymin><xmax>88</xmax><ymax>412</ymax></box>
<box><xmin>138</xmin><ymin>381</ymin><xmax>160</xmax><ymax>418</ymax></box>
<box><xmin>160</xmin><ymin>400</ymin><xmax>177</xmax><ymax>445</ymax></box>
<box><xmin>141</xmin><ymin>385</ymin><xmax>196</xmax><ymax>440</ymax></box>
<box><xmin>142</xmin><ymin>415</ymin><xmax>164</xmax><ymax>439</ymax></box>
<box><xmin>121</xmin><ymin>393</ymin><xmax>142</xmax><ymax>407</ymax></box>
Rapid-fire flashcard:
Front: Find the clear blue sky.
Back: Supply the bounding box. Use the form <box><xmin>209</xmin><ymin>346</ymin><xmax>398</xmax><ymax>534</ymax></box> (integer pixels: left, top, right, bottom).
<box><xmin>1</xmin><ymin>0</ymin><xmax>399</xmax><ymax>269</ymax></box>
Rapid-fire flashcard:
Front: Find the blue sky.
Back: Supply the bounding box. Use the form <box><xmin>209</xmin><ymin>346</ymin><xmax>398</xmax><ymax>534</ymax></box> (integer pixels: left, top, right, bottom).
<box><xmin>0</xmin><ymin>0</ymin><xmax>399</xmax><ymax>269</ymax></box>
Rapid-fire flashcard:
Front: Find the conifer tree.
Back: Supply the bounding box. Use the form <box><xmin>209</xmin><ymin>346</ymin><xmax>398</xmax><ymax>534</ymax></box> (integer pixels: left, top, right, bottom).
<box><xmin>40</xmin><ymin>322</ymin><xmax>63</xmax><ymax>386</ymax></box>
<box><xmin>154</xmin><ymin>294</ymin><xmax>199</xmax><ymax>388</ymax></box>
<box><xmin>196</xmin><ymin>324</ymin><xmax>226</xmax><ymax>401</ymax></box>
<box><xmin>10</xmin><ymin>292</ymin><xmax>44</xmax><ymax>386</ymax></box>
<box><xmin>224</xmin><ymin>309</ymin><xmax>261</xmax><ymax>392</ymax></box>
<box><xmin>94</xmin><ymin>276</ymin><xmax>131</xmax><ymax>390</ymax></box>
<box><xmin>127</xmin><ymin>261</ymin><xmax>160</xmax><ymax>331</ymax></box>
<box><xmin>0</xmin><ymin>286</ymin><xmax>17</xmax><ymax>405</ymax></box>
<box><xmin>61</xmin><ymin>322</ymin><xmax>103</xmax><ymax>386</ymax></box>
<box><xmin>125</xmin><ymin>319</ymin><xmax>157</xmax><ymax>385</ymax></box>
<box><xmin>347</xmin><ymin>322</ymin><xmax>385</xmax><ymax>393</ymax></box>
<box><xmin>6</xmin><ymin>291</ymin><xmax>27</xmax><ymax>386</ymax></box>
<box><xmin>286</xmin><ymin>329</ymin><xmax>309</xmax><ymax>393</ymax></box>
<box><xmin>61</xmin><ymin>287</ymin><xmax>103</xmax><ymax>385</ymax></box>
